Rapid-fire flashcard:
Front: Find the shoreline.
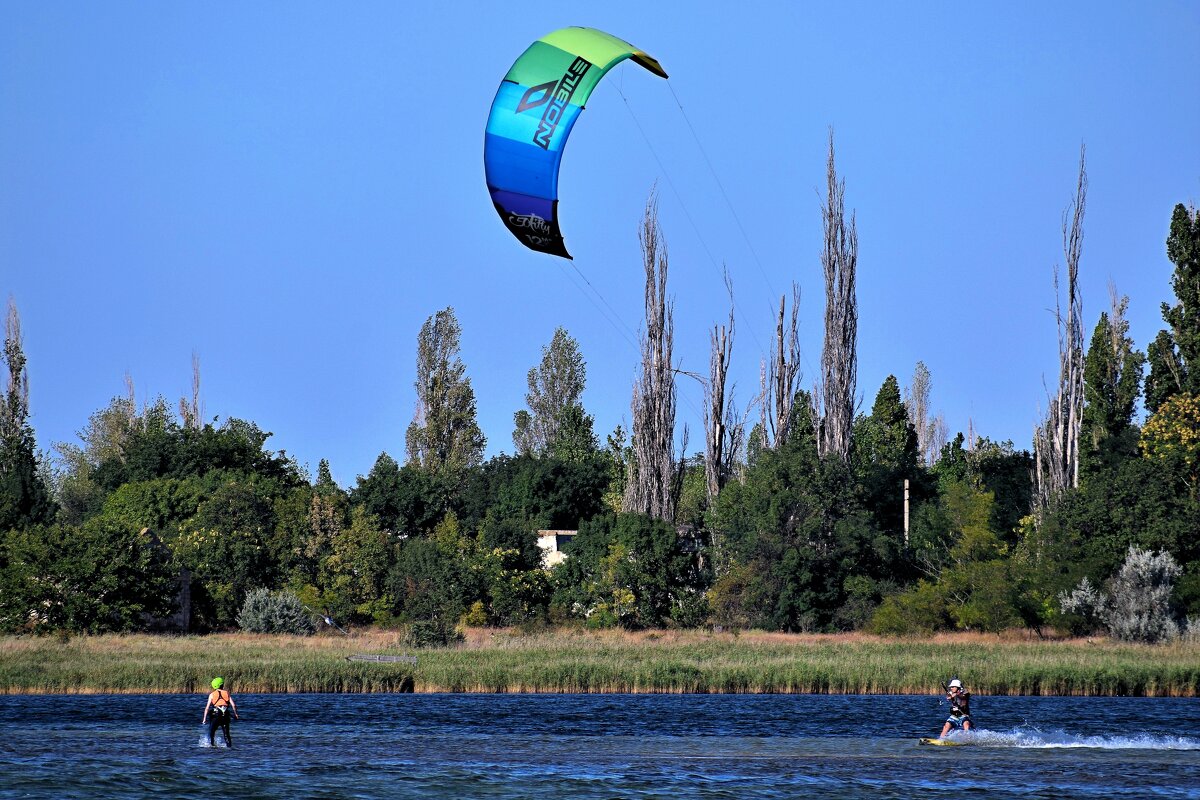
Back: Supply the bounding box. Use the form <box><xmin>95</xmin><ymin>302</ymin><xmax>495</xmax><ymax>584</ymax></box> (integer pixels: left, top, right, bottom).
<box><xmin>2</xmin><ymin>629</ymin><xmax>1196</xmax><ymax>697</ymax></box>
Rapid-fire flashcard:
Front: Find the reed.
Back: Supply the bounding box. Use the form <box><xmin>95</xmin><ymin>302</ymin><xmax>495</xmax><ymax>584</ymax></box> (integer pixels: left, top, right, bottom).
<box><xmin>1</xmin><ymin>629</ymin><xmax>1196</xmax><ymax>696</ymax></box>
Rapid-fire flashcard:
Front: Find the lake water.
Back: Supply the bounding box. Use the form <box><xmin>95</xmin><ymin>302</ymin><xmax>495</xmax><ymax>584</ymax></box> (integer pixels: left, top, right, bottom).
<box><xmin>1</xmin><ymin>693</ymin><xmax>1196</xmax><ymax>799</ymax></box>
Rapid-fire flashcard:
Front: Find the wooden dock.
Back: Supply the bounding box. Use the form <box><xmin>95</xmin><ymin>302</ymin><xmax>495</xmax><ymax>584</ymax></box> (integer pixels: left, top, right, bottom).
<box><xmin>346</xmin><ymin>654</ymin><xmax>418</xmax><ymax>666</ymax></box>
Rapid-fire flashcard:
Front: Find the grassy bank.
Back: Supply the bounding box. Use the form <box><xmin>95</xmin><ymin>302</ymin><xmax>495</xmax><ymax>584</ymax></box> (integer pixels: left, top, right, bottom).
<box><xmin>1</xmin><ymin>629</ymin><xmax>1197</xmax><ymax>696</ymax></box>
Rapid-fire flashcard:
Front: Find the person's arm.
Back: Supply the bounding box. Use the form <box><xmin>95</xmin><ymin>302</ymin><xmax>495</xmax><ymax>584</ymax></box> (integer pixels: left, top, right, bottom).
<box><xmin>202</xmin><ymin>696</ymin><xmax>212</xmax><ymax>722</ymax></box>
<box><xmin>230</xmin><ymin>696</ymin><xmax>239</xmax><ymax>719</ymax></box>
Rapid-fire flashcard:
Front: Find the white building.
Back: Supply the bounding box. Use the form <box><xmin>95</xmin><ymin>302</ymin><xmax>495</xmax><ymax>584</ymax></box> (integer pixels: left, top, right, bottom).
<box><xmin>536</xmin><ymin>530</ymin><xmax>577</xmax><ymax>569</ymax></box>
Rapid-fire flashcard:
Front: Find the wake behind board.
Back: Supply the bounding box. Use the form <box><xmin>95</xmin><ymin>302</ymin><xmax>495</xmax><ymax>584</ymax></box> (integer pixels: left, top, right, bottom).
<box><xmin>919</xmin><ymin>737</ymin><xmax>968</xmax><ymax>746</ymax></box>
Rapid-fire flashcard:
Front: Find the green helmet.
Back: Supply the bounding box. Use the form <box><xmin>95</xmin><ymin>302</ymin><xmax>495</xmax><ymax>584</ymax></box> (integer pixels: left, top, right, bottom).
<box><xmin>211</xmin><ymin>677</ymin><xmax>224</xmax><ymax>689</ymax></box>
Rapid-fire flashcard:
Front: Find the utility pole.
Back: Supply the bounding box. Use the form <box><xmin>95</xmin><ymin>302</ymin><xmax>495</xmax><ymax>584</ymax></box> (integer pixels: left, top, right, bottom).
<box><xmin>903</xmin><ymin>478</ymin><xmax>910</xmax><ymax>546</ymax></box>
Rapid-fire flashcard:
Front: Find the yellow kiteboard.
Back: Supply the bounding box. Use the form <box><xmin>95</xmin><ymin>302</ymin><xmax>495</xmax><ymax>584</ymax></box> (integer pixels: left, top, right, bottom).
<box><xmin>918</xmin><ymin>737</ymin><xmax>968</xmax><ymax>746</ymax></box>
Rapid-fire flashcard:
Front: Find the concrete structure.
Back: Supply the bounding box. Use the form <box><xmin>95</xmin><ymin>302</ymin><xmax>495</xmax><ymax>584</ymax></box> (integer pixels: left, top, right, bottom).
<box><xmin>536</xmin><ymin>530</ymin><xmax>577</xmax><ymax>569</ymax></box>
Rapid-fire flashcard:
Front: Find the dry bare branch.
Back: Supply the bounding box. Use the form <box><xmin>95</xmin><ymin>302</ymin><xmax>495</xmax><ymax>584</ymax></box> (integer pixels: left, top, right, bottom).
<box><xmin>817</xmin><ymin>130</ymin><xmax>859</xmax><ymax>463</ymax></box>
<box><xmin>1034</xmin><ymin>144</ymin><xmax>1087</xmax><ymax>516</ymax></box>
<box><xmin>623</xmin><ymin>189</ymin><xmax>679</xmax><ymax>522</ymax></box>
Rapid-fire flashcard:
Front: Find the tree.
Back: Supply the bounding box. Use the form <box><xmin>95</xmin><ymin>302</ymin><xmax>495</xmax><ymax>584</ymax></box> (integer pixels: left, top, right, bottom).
<box><xmin>705</xmin><ymin>272</ymin><xmax>745</xmax><ymax>505</ymax></box>
<box><xmin>1140</xmin><ymin>392</ymin><xmax>1200</xmax><ymax>493</ymax></box>
<box><xmin>405</xmin><ymin>307</ymin><xmax>486</xmax><ymax>476</ymax></box>
<box><xmin>174</xmin><ymin>478</ymin><xmax>281</xmax><ymax>628</ymax></box>
<box><xmin>1145</xmin><ymin>204</ymin><xmax>1200</xmax><ymax>412</ymax></box>
<box><xmin>815</xmin><ymin>131</ymin><xmax>858</xmax><ymax>464</ymax></box>
<box><xmin>904</xmin><ymin>361</ymin><xmax>939</xmax><ymax>466</ymax></box>
<box><xmin>512</xmin><ymin>327</ymin><xmax>588</xmax><ymax>457</ymax></box>
<box><xmin>761</xmin><ymin>284</ymin><xmax>802</xmax><ymax>451</ymax></box>
<box><xmin>623</xmin><ymin>191</ymin><xmax>679</xmax><ymax>522</ymax></box>
<box><xmin>854</xmin><ymin>376</ymin><xmax>921</xmax><ymax>539</ymax></box>
<box><xmin>1034</xmin><ymin>146</ymin><xmax>1088</xmax><ymax>515</ymax></box>
<box><xmin>315</xmin><ymin>458</ymin><xmax>336</xmax><ymax>489</ymax></box>
<box><xmin>552</xmin><ymin>513</ymin><xmax>696</xmax><ymax>629</ymax></box>
<box><xmin>546</xmin><ymin>403</ymin><xmax>599</xmax><ymax>463</ymax></box>
<box><xmin>52</xmin><ymin>383</ymin><xmax>139</xmax><ymax>525</ymax></box>
<box><xmin>386</xmin><ymin>534</ymin><xmax>467</xmax><ymax>644</ymax></box>
<box><xmin>857</xmin><ymin>376</ymin><xmax>919</xmax><ymax>476</ymax></box>
<box><xmin>350</xmin><ymin>452</ymin><xmax>441</xmax><ymax>535</ymax></box>
<box><xmin>0</xmin><ymin>519</ymin><xmax>175</xmax><ymax>633</ymax></box>
<box><xmin>318</xmin><ymin>506</ymin><xmax>391</xmax><ymax>623</ymax></box>
<box><xmin>0</xmin><ymin>298</ymin><xmax>54</xmax><ymax>531</ymax></box>
<box><xmin>1146</xmin><ymin>330</ymin><xmax>1186</xmax><ymax>415</ymax></box>
<box><xmin>1081</xmin><ymin>287</ymin><xmax>1144</xmax><ymax>475</ymax></box>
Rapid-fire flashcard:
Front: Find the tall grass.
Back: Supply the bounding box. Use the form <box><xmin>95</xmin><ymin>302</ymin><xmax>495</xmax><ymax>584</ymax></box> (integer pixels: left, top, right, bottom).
<box><xmin>1</xmin><ymin>629</ymin><xmax>1196</xmax><ymax>696</ymax></box>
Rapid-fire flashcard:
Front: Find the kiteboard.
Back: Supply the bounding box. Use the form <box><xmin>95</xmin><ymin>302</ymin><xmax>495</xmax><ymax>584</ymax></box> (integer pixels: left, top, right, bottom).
<box><xmin>919</xmin><ymin>737</ymin><xmax>968</xmax><ymax>746</ymax></box>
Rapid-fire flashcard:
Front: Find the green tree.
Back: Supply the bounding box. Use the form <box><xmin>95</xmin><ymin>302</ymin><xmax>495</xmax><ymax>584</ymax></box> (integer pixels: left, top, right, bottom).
<box><xmin>547</xmin><ymin>403</ymin><xmax>599</xmax><ymax>463</ymax></box>
<box><xmin>932</xmin><ymin>435</ymin><xmax>1033</xmax><ymax>543</ymax></box>
<box><xmin>0</xmin><ymin>520</ymin><xmax>175</xmax><ymax>633</ymax></box>
<box><xmin>853</xmin><ymin>375</ymin><xmax>922</xmax><ymax>538</ymax></box>
<box><xmin>174</xmin><ymin>478</ymin><xmax>281</xmax><ymax>628</ymax></box>
<box><xmin>53</xmin><ymin>392</ymin><xmax>139</xmax><ymax>524</ymax></box>
<box><xmin>317</xmin><ymin>506</ymin><xmax>391</xmax><ymax>623</ymax></box>
<box><xmin>553</xmin><ymin>513</ymin><xmax>696</xmax><ymax>629</ymax></box>
<box><xmin>1145</xmin><ymin>204</ymin><xmax>1200</xmax><ymax>412</ymax></box>
<box><xmin>1140</xmin><ymin>392</ymin><xmax>1200</xmax><ymax>493</ymax></box>
<box><xmin>513</xmin><ymin>327</ymin><xmax>589</xmax><ymax>457</ymax></box>
<box><xmin>386</xmin><ymin>534</ymin><xmax>467</xmax><ymax>642</ymax></box>
<box><xmin>350</xmin><ymin>452</ymin><xmax>442</xmax><ymax>535</ymax></box>
<box><xmin>1081</xmin><ymin>300</ymin><xmax>1144</xmax><ymax>475</ymax></box>
<box><xmin>0</xmin><ymin>299</ymin><xmax>54</xmax><ymax>530</ymax></box>
<box><xmin>708</xmin><ymin>435</ymin><xmax>894</xmax><ymax>631</ymax></box>
<box><xmin>315</xmin><ymin>458</ymin><xmax>336</xmax><ymax>490</ymax></box>
<box><xmin>405</xmin><ymin>307</ymin><xmax>486</xmax><ymax>476</ymax></box>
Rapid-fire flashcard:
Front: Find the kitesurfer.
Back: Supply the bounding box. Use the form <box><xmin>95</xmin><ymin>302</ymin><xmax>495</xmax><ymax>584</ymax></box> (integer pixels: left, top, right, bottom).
<box><xmin>939</xmin><ymin>678</ymin><xmax>972</xmax><ymax>738</ymax></box>
<box><xmin>202</xmin><ymin>677</ymin><xmax>239</xmax><ymax>747</ymax></box>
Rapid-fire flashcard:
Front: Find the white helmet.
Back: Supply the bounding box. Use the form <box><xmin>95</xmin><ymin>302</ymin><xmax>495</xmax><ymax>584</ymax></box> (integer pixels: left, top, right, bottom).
<box><xmin>949</xmin><ymin>679</ymin><xmax>963</xmax><ymax>689</ymax></box>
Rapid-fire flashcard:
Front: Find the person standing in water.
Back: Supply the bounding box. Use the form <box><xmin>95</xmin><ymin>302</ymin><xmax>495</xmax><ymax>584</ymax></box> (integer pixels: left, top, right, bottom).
<box><xmin>202</xmin><ymin>677</ymin><xmax>239</xmax><ymax>747</ymax></box>
<box><xmin>939</xmin><ymin>678</ymin><xmax>972</xmax><ymax>738</ymax></box>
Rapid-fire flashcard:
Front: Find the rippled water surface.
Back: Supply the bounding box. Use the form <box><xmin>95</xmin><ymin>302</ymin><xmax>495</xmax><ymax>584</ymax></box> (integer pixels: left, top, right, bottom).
<box><xmin>1</xmin><ymin>694</ymin><xmax>1197</xmax><ymax>799</ymax></box>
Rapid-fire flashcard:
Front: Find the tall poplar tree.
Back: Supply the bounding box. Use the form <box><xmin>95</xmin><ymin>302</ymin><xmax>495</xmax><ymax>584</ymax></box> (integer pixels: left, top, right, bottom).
<box><xmin>1144</xmin><ymin>204</ymin><xmax>1200</xmax><ymax>413</ymax></box>
<box><xmin>512</xmin><ymin>327</ymin><xmax>590</xmax><ymax>457</ymax></box>
<box><xmin>0</xmin><ymin>298</ymin><xmax>54</xmax><ymax>530</ymax></box>
<box><xmin>816</xmin><ymin>131</ymin><xmax>858</xmax><ymax>464</ymax></box>
<box><xmin>1081</xmin><ymin>289</ymin><xmax>1144</xmax><ymax>474</ymax></box>
<box><xmin>405</xmin><ymin>307</ymin><xmax>486</xmax><ymax>476</ymax></box>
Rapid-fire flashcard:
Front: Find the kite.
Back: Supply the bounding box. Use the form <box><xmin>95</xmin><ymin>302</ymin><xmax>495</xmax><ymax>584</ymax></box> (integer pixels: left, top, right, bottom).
<box><xmin>484</xmin><ymin>27</ymin><xmax>667</xmax><ymax>259</ymax></box>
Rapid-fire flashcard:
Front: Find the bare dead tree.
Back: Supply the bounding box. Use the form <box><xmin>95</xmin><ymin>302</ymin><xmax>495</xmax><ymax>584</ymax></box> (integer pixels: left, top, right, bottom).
<box><xmin>929</xmin><ymin>413</ymin><xmax>948</xmax><ymax>461</ymax></box>
<box><xmin>1034</xmin><ymin>144</ymin><xmax>1087</xmax><ymax>515</ymax></box>
<box><xmin>623</xmin><ymin>191</ymin><xmax>678</xmax><ymax>522</ymax></box>
<box><xmin>904</xmin><ymin>361</ymin><xmax>932</xmax><ymax>465</ymax></box>
<box><xmin>766</xmin><ymin>284</ymin><xmax>802</xmax><ymax>449</ymax></box>
<box><xmin>705</xmin><ymin>271</ymin><xmax>735</xmax><ymax>502</ymax></box>
<box><xmin>704</xmin><ymin>270</ymin><xmax>749</xmax><ymax>507</ymax></box>
<box><xmin>816</xmin><ymin>131</ymin><xmax>859</xmax><ymax>462</ymax></box>
<box><xmin>179</xmin><ymin>352</ymin><xmax>204</xmax><ymax>430</ymax></box>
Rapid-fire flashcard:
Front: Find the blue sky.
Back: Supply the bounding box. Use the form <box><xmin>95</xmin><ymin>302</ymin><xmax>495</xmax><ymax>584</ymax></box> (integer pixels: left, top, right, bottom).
<box><xmin>2</xmin><ymin>2</ymin><xmax>1198</xmax><ymax>488</ymax></box>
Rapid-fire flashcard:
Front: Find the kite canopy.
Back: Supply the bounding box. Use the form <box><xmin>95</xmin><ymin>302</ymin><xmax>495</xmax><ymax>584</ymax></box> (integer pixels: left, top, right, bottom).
<box><xmin>484</xmin><ymin>27</ymin><xmax>667</xmax><ymax>259</ymax></box>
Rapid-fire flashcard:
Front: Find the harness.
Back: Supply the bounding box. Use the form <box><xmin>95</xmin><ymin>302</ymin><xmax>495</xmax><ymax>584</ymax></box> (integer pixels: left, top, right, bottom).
<box><xmin>210</xmin><ymin>689</ymin><xmax>231</xmax><ymax>717</ymax></box>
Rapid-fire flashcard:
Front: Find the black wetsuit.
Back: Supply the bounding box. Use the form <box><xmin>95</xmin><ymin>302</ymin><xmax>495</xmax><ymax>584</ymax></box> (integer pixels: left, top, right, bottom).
<box><xmin>208</xmin><ymin>691</ymin><xmax>233</xmax><ymax>746</ymax></box>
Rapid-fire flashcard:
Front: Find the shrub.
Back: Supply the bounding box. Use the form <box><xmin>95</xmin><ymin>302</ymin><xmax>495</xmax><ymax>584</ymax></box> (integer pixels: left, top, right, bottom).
<box><xmin>1101</xmin><ymin>546</ymin><xmax>1181</xmax><ymax>643</ymax></box>
<box><xmin>867</xmin><ymin>581</ymin><xmax>949</xmax><ymax>635</ymax></box>
<box><xmin>402</xmin><ymin>619</ymin><xmax>462</xmax><ymax>648</ymax></box>
<box><xmin>236</xmin><ymin>588</ymin><xmax>317</xmax><ymax>635</ymax></box>
<box><xmin>1058</xmin><ymin>576</ymin><xmax>1106</xmax><ymax>635</ymax></box>
<box><xmin>1059</xmin><ymin>547</ymin><xmax>1183</xmax><ymax>643</ymax></box>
